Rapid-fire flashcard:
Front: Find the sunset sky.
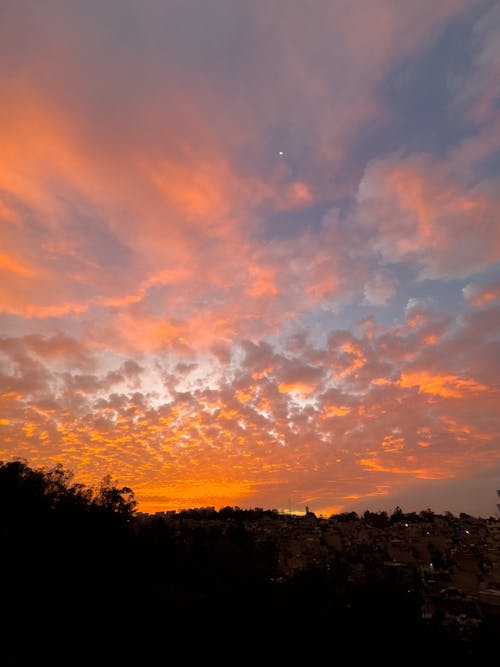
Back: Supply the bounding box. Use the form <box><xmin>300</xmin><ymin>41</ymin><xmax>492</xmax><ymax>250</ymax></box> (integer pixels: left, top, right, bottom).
<box><xmin>1</xmin><ymin>0</ymin><xmax>500</xmax><ymax>517</ymax></box>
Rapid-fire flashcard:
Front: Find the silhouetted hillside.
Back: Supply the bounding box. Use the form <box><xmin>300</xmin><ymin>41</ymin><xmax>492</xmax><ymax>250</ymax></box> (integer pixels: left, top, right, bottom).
<box><xmin>1</xmin><ymin>460</ymin><xmax>498</xmax><ymax>665</ymax></box>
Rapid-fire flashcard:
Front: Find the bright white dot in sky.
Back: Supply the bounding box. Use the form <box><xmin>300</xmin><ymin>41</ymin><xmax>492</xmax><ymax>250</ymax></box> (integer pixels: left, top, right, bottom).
<box><xmin>278</xmin><ymin>150</ymin><xmax>284</xmax><ymax>156</ymax></box>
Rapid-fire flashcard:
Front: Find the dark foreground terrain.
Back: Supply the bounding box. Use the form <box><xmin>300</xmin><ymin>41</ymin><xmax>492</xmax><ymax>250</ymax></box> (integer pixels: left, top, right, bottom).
<box><xmin>1</xmin><ymin>461</ymin><xmax>498</xmax><ymax>665</ymax></box>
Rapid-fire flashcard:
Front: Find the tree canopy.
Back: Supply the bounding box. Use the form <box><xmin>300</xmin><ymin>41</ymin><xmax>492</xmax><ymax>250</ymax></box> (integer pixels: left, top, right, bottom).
<box><xmin>0</xmin><ymin>458</ymin><xmax>136</xmax><ymax>519</ymax></box>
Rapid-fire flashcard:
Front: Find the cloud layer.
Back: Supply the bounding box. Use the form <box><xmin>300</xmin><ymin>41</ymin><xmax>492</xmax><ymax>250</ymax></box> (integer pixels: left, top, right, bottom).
<box><xmin>1</xmin><ymin>0</ymin><xmax>499</xmax><ymax>516</ymax></box>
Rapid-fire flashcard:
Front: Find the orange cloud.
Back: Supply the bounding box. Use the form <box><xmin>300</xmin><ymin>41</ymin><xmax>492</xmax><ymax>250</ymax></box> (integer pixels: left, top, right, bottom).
<box><xmin>360</xmin><ymin>458</ymin><xmax>452</xmax><ymax>480</ymax></box>
<box><xmin>371</xmin><ymin>378</ymin><xmax>392</xmax><ymax>386</ymax></box>
<box><xmin>322</xmin><ymin>405</ymin><xmax>352</xmax><ymax>417</ymax></box>
<box><xmin>0</xmin><ymin>252</ymin><xmax>38</xmax><ymax>278</ymax></box>
<box><xmin>246</xmin><ymin>266</ymin><xmax>278</xmax><ymax>298</ymax></box>
<box><xmin>381</xmin><ymin>435</ymin><xmax>405</xmax><ymax>452</ymax></box>
<box><xmin>278</xmin><ymin>382</ymin><xmax>316</xmax><ymax>395</ymax></box>
<box><xmin>235</xmin><ymin>388</ymin><xmax>254</xmax><ymax>404</ymax></box>
<box><xmin>148</xmin><ymin>158</ymin><xmax>231</xmax><ymax>223</ymax></box>
<box><xmin>252</xmin><ymin>366</ymin><xmax>274</xmax><ymax>380</ymax></box>
<box><xmin>400</xmin><ymin>371</ymin><xmax>488</xmax><ymax>398</ymax></box>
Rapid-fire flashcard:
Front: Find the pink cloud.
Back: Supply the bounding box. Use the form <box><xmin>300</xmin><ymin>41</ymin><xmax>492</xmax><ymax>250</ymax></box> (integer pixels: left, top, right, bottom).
<box><xmin>463</xmin><ymin>280</ymin><xmax>500</xmax><ymax>306</ymax></box>
<box><xmin>356</xmin><ymin>153</ymin><xmax>500</xmax><ymax>278</ymax></box>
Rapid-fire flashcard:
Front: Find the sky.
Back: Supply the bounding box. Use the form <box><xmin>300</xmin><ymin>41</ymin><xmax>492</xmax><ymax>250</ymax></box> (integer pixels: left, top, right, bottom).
<box><xmin>1</xmin><ymin>0</ymin><xmax>500</xmax><ymax>517</ymax></box>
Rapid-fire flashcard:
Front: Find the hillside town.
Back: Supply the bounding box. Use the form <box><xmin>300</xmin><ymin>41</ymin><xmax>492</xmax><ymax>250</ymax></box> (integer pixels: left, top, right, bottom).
<box><xmin>138</xmin><ymin>504</ymin><xmax>500</xmax><ymax>639</ymax></box>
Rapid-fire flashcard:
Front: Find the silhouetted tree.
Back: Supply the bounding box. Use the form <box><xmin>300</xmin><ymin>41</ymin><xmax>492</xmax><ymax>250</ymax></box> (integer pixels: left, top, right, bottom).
<box><xmin>390</xmin><ymin>505</ymin><xmax>405</xmax><ymax>523</ymax></box>
<box><xmin>419</xmin><ymin>508</ymin><xmax>435</xmax><ymax>522</ymax></box>
<box><xmin>93</xmin><ymin>474</ymin><xmax>136</xmax><ymax>517</ymax></box>
<box><xmin>363</xmin><ymin>510</ymin><xmax>390</xmax><ymax>528</ymax></box>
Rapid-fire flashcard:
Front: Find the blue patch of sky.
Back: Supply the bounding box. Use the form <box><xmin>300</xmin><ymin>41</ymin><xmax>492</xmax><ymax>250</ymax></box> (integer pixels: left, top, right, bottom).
<box><xmin>343</xmin><ymin>13</ymin><xmax>479</xmax><ymax>178</ymax></box>
<box><xmin>257</xmin><ymin>202</ymin><xmax>331</xmax><ymax>241</ymax></box>
<box><xmin>472</xmin><ymin>148</ymin><xmax>500</xmax><ymax>186</ymax></box>
<box><xmin>241</xmin><ymin>119</ymin><xmax>333</xmax><ymax>190</ymax></box>
<box><xmin>464</xmin><ymin>260</ymin><xmax>500</xmax><ymax>287</ymax></box>
<box><xmin>378</xmin><ymin>263</ymin><xmax>469</xmax><ymax>321</ymax></box>
<box><xmin>266</xmin><ymin>260</ymin><xmax>483</xmax><ymax>352</ymax></box>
